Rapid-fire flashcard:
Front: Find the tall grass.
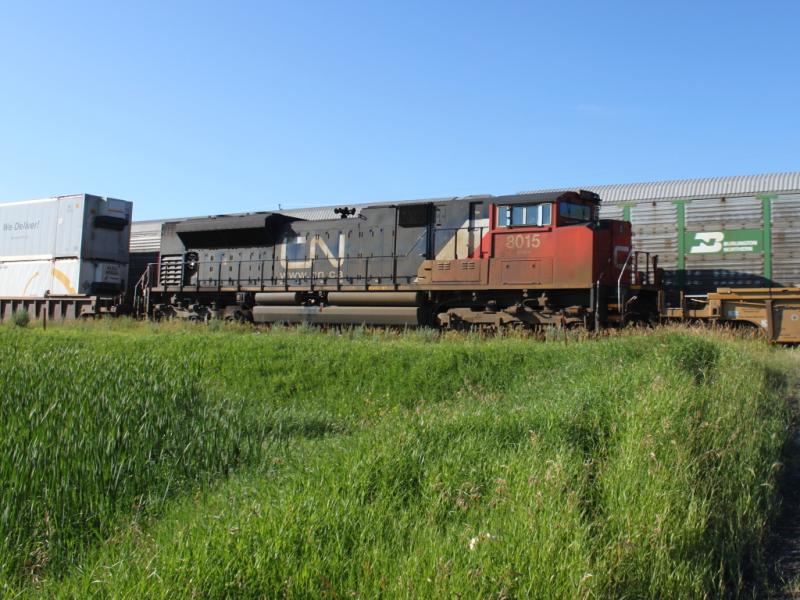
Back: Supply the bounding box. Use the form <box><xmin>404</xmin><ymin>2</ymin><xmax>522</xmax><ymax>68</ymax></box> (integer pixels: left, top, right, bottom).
<box><xmin>0</xmin><ymin>330</ymin><xmax>270</xmax><ymax>583</ymax></box>
<box><xmin>0</xmin><ymin>324</ymin><xmax>792</xmax><ymax>598</ymax></box>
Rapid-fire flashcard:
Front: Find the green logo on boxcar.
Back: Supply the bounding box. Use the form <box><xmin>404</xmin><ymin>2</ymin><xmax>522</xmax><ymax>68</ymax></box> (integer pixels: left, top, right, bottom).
<box><xmin>686</xmin><ymin>229</ymin><xmax>763</xmax><ymax>254</ymax></box>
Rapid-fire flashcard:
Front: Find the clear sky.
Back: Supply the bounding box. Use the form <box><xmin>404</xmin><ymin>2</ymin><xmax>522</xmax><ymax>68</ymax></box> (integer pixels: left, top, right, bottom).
<box><xmin>1</xmin><ymin>1</ymin><xmax>798</xmax><ymax>220</ymax></box>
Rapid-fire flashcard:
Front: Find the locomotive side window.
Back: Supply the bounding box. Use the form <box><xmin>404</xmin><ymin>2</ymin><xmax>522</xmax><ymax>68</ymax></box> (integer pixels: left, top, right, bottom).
<box><xmin>542</xmin><ymin>205</ymin><xmax>552</xmax><ymax>225</ymax></box>
<box><xmin>559</xmin><ymin>202</ymin><xmax>592</xmax><ymax>222</ymax></box>
<box><xmin>497</xmin><ymin>203</ymin><xmax>552</xmax><ymax>227</ymax></box>
<box><xmin>497</xmin><ymin>206</ymin><xmax>510</xmax><ymax>227</ymax></box>
<box><xmin>529</xmin><ymin>204</ymin><xmax>552</xmax><ymax>226</ymax></box>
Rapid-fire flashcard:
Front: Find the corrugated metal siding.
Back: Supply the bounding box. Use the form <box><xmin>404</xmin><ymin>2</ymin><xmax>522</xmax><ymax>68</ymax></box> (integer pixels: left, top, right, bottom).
<box><xmin>685</xmin><ymin>196</ymin><xmax>763</xmax><ymax>229</ymax></box>
<box><xmin>629</xmin><ymin>202</ymin><xmax>679</xmax><ymax>287</ymax></box>
<box><xmin>130</xmin><ymin>220</ymin><xmax>163</xmax><ymax>253</ymax></box>
<box><xmin>597</xmin><ymin>204</ymin><xmax>623</xmax><ymax>220</ymax></box>
<box><xmin>522</xmin><ymin>172</ymin><xmax>800</xmax><ymax>204</ymax></box>
<box><xmin>773</xmin><ymin>193</ymin><xmax>800</xmax><ymax>286</ymax></box>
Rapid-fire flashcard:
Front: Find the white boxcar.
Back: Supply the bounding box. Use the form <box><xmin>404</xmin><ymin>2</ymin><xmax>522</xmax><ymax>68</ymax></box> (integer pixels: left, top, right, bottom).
<box><xmin>0</xmin><ymin>194</ymin><xmax>132</xmax><ymax>297</ymax></box>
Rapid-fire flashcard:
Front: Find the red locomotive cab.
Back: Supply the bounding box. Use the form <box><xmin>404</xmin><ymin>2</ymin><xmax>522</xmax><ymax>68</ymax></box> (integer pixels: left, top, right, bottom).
<box><xmin>486</xmin><ymin>191</ymin><xmax>602</xmax><ymax>289</ymax></box>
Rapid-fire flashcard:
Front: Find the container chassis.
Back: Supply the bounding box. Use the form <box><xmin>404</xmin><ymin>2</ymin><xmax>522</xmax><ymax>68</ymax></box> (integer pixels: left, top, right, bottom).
<box><xmin>663</xmin><ymin>287</ymin><xmax>800</xmax><ymax>344</ymax></box>
<box><xmin>0</xmin><ymin>295</ymin><xmax>127</xmax><ymax>322</ymax></box>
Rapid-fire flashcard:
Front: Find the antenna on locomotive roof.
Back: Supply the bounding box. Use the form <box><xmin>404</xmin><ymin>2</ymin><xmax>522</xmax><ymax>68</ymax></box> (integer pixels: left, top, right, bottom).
<box><xmin>278</xmin><ymin>203</ymin><xmax>282</xmax><ymax>210</ymax></box>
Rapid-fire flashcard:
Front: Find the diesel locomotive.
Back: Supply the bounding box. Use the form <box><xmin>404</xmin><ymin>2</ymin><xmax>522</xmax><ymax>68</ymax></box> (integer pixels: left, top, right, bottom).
<box><xmin>141</xmin><ymin>190</ymin><xmax>662</xmax><ymax>329</ymax></box>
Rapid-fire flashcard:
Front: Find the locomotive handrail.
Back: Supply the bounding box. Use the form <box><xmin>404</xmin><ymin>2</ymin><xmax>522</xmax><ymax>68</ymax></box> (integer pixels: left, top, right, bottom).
<box><xmin>149</xmin><ymin>225</ymin><xmax>538</xmax><ymax>295</ymax></box>
<box><xmin>152</xmin><ymin>256</ymin><xmax>422</xmax><ymax>289</ymax></box>
<box><xmin>616</xmin><ymin>250</ymin><xmax>659</xmax><ymax>325</ymax></box>
<box><xmin>132</xmin><ymin>266</ymin><xmax>149</xmax><ymax>313</ymax></box>
<box><xmin>155</xmin><ymin>255</ymin><xmax>434</xmax><ymax>288</ymax></box>
<box><xmin>152</xmin><ymin>224</ymin><xmax>490</xmax><ymax>291</ymax></box>
<box><xmin>617</xmin><ymin>251</ymin><xmax>634</xmax><ymax>325</ymax></box>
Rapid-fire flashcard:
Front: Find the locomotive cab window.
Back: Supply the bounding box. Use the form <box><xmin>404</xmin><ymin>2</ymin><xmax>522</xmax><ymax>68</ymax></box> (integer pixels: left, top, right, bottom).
<box><xmin>558</xmin><ymin>202</ymin><xmax>593</xmax><ymax>222</ymax></box>
<box><xmin>496</xmin><ymin>203</ymin><xmax>552</xmax><ymax>227</ymax></box>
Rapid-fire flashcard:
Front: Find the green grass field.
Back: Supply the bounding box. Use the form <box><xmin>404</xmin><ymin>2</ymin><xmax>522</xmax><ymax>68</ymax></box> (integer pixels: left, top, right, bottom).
<box><xmin>0</xmin><ymin>322</ymin><xmax>794</xmax><ymax>598</ymax></box>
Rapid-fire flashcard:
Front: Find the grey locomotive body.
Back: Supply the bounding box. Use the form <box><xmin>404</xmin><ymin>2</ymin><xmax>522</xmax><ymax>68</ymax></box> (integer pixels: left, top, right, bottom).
<box><xmin>147</xmin><ymin>190</ymin><xmax>657</xmax><ymax>328</ymax></box>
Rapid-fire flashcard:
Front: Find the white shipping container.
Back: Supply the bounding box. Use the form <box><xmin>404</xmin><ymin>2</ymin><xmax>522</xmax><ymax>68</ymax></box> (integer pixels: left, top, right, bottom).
<box><xmin>0</xmin><ymin>195</ymin><xmax>131</xmax><ymax>261</ymax></box>
<box><xmin>0</xmin><ymin>259</ymin><xmax>80</xmax><ymax>296</ymax></box>
<box><xmin>0</xmin><ymin>259</ymin><xmax>125</xmax><ymax>297</ymax></box>
<box><xmin>0</xmin><ymin>194</ymin><xmax>131</xmax><ymax>297</ymax></box>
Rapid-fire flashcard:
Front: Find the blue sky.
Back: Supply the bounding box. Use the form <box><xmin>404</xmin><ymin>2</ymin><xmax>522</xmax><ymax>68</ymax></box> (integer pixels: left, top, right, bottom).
<box><xmin>1</xmin><ymin>1</ymin><xmax>798</xmax><ymax>220</ymax></box>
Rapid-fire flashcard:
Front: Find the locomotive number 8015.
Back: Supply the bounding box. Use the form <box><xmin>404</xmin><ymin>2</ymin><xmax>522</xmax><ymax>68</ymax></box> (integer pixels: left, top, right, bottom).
<box><xmin>143</xmin><ymin>190</ymin><xmax>662</xmax><ymax>330</ymax></box>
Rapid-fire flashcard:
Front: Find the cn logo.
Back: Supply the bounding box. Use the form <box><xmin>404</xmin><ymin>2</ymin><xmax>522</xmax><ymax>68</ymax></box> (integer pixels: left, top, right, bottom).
<box><xmin>690</xmin><ymin>232</ymin><xmax>724</xmax><ymax>254</ymax></box>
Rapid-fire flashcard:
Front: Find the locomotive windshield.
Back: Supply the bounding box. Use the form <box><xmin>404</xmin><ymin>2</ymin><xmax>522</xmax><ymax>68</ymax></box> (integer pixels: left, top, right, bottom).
<box><xmin>496</xmin><ymin>203</ymin><xmax>552</xmax><ymax>227</ymax></box>
<box><xmin>559</xmin><ymin>202</ymin><xmax>593</xmax><ymax>222</ymax></box>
